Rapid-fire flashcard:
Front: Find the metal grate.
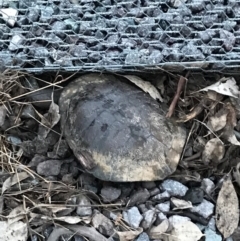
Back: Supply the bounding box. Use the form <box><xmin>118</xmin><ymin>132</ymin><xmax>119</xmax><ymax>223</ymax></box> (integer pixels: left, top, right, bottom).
<box><xmin>0</xmin><ymin>0</ymin><xmax>240</xmax><ymax>73</ymax></box>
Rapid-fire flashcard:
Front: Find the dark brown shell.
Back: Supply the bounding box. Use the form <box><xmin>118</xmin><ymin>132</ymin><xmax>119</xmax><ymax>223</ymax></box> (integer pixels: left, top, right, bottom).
<box><xmin>59</xmin><ymin>74</ymin><xmax>186</xmax><ymax>181</ymax></box>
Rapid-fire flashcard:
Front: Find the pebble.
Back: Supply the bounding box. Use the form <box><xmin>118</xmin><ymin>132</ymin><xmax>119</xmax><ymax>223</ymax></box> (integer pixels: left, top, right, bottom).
<box><xmin>28</xmin><ymin>154</ymin><xmax>45</xmax><ymax>168</ymax></box>
<box><xmin>9</xmin><ymin>34</ymin><xmax>25</xmax><ymax>51</ymax></box>
<box><xmin>51</xmin><ymin>21</ymin><xmax>67</xmax><ymax>38</ymax></box>
<box><xmin>34</xmin><ymin>47</ymin><xmax>49</xmax><ymax>58</ymax></box>
<box><xmin>156</xmin><ymin>201</ymin><xmax>170</xmax><ymax>213</ymax></box>
<box><xmin>123</xmin><ymin>207</ymin><xmax>143</xmax><ymax>229</ymax></box>
<box><xmin>201</xmin><ymin>178</ymin><xmax>215</xmax><ymax>195</ymax></box>
<box><xmin>141</xmin><ymin>210</ymin><xmax>156</xmax><ymax>229</ymax></box>
<box><xmin>204</xmin><ymin>227</ymin><xmax>222</xmax><ymax>241</ymax></box>
<box><xmin>129</xmin><ymin>189</ymin><xmax>150</xmax><ymax>206</ymax></box>
<box><xmin>0</xmin><ymin>8</ymin><xmax>18</xmax><ymax>26</ymax></box>
<box><xmin>136</xmin><ymin>232</ymin><xmax>150</xmax><ymax>241</ymax></box>
<box><xmin>21</xmin><ymin>105</ymin><xmax>36</xmax><ymax>119</ymax></box>
<box><xmin>28</xmin><ymin>8</ymin><xmax>40</xmax><ymax>22</ymax></box>
<box><xmin>36</xmin><ymin>160</ymin><xmax>62</xmax><ymax>176</ymax></box>
<box><xmin>148</xmin><ymin>50</ymin><xmax>163</xmax><ymax>65</ymax></box>
<box><xmin>184</xmin><ymin>187</ymin><xmax>204</xmax><ymax>205</ymax></box>
<box><xmin>220</xmin><ymin>29</ymin><xmax>236</xmax><ymax>51</ymax></box>
<box><xmin>76</xmin><ymin>194</ymin><xmax>92</xmax><ymax>216</ymax></box>
<box><xmin>142</xmin><ymin>181</ymin><xmax>156</xmax><ymax>189</ymax></box>
<box><xmin>7</xmin><ymin>135</ymin><xmax>22</xmax><ymax>146</ymax></box>
<box><xmin>92</xmin><ymin>211</ymin><xmax>114</xmax><ymax>237</ymax></box>
<box><xmin>100</xmin><ymin>186</ymin><xmax>121</xmax><ymax>202</ymax></box>
<box><xmin>157</xmin><ymin>212</ymin><xmax>167</xmax><ymax>223</ymax></box>
<box><xmin>208</xmin><ymin>217</ymin><xmax>216</xmax><ymax>231</ymax></box>
<box><xmin>40</xmin><ymin>6</ymin><xmax>54</xmax><ymax>22</ymax></box>
<box><xmin>152</xmin><ymin>190</ymin><xmax>170</xmax><ymax>201</ymax></box>
<box><xmin>160</xmin><ymin>180</ymin><xmax>188</xmax><ymax>197</ymax></box>
<box><xmin>64</xmin><ymin>18</ymin><xmax>79</xmax><ymax>32</ymax></box>
<box><xmin>70</xmin><ymin>44</ymin><xmax>87</xmax><ymax>57</ymax></box>
<box><xmin>190</xmin><ymin>199</ymin><xmax>214</xmax><ymax>219</ymax></box>
<box><xmin>149</xmin><ymin>187</ymin><xmax>160</xmax><ymax>196</ymax></box>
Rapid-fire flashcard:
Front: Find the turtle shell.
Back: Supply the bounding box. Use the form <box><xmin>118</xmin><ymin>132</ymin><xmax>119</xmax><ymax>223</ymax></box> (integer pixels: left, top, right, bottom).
<box><xmin>59</xmin><ymin>74</ymin><xmax>186</xmax><ymax>182</ymax></box>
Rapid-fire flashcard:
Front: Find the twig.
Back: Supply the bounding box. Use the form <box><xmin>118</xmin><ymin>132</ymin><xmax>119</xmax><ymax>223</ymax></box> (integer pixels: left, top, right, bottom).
<box><xmin>166</xmin><ymin>71</ymin><xmax>190</xmax><ymax>118</ymax></box>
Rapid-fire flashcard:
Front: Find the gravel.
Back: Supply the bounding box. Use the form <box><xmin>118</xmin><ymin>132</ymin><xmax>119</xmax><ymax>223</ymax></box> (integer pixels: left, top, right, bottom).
<box><xmin>0</xmin><ymin>1</ymin><xmax>239</xmax><ymax>72</ymax></box>
<box><xmin>123</xmin><ymin>206</ymin><xmax>143</xmax><ymax>229</ymax></box>
<box><xmin>190</xmin><ymin>199</ymin><xmax>215</xmax><ymax>219</ymax></box>
<box><xmin>36</xmin><ymin>159</ymin><xmax>62</xmax><ymax>176</ymax></box>
<box><xmin>160</xmin><ymin>179</ymin><xmax>188</xmax><ymax>197</ymax></box>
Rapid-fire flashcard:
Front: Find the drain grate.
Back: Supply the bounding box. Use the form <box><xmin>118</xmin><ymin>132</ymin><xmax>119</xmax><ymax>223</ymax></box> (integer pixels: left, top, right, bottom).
<box><xmin>0</xmin><ymin>0</ymin><xmax>240</xmax><ymax>72</ymax></box>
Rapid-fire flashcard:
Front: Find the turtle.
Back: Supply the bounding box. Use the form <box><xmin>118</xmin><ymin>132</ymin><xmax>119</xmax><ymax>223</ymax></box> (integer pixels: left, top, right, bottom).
<box><xmin>59</xmin><ymin>74</ymin><xmax>186</xmax><ymax>182</ymax></box>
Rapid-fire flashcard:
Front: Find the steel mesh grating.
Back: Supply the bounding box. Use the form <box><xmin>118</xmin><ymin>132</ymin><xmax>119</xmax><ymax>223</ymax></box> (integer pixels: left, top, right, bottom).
<box><xmin>0</xmin><ymin>0</ymin><xmax>240</xmax><ymax>73</ymax></box>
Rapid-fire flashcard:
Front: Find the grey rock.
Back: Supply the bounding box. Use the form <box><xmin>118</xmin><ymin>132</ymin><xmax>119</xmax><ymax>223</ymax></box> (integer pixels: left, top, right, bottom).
<box><xmin>100</xmin><ymin>186</ymin><xmax>121</xmax><ymax>202</ymax></box>
<box><xmin>107</xmin><ymin>34</ymin><xmax>119</xmax><ymax>44</ymax></box>
<box><xmin>202</xmin><ymin>14</ymin><xmax>218</xmax><ymax>28</ymax></box>
<box><xmin>157</xmin><ymin>212</ymin><xmax>167</xmax><ymax>222</ymax></box>
<box><xmin>28</xmin><ymin>154</ymin><xmax>45</xmax><ymax>168</ymax></box>
<box><xmin>182</xmin><ymin>42</ymin><xmax>205</xmax><ymax>60</ymax></box>
<box><xmin>7</xmin><ymin>136</ymin><xmax>22</xmax><ymax>146</ymax></box>
<box><xmin>34</xmin><ymin>47</ymin><xmax>49</xmax><ymax>58</ymax></box>
<box><xmin>117</xmin><ymin>20</ymin><xmax>128</xmax><ymax>32</ymax></box>
<box><xmin>148</xmin><ymin>50</ymin><xmax>163</xmax><ymax>65</ymax></box>
<box><xmin>0</xmin><ymin>105</ymin><xmax>7</xmax><ymax>127</ymax></box>
<box><xmin>136</xmin><ymin>232</ymin><xmax>150</xmax><ymax>241</ymax></box>
<box><xmin>156</xmin><ymin>201</ymin><xmax>170</xmax><ymax>213</ymax></box>
<box><xmin>190</xmin><ymin>199</ymin><xmax>214</xmax><ymax>219</ymax></box>
<box><xmin>102</xmin><ymin>210</ymin><xmax>119</xmax><ymax>221</ymax></box>
<box><xmin>190</xmin><ymin>0</ymin><xmax>205</xmax><ymax>12</ymax></box>
<box><xmin>51</xmin><ymin>21</ymin><xmax>67</xmax><ymax>38</ymax></box>
<box><xmin>160</xmin><ymin>179</ymin><xmax>188</xmax><ymax>197</ymax></box>
<box><xmin>123</xmin><ymin>207</ymin><xmax>143</xmax><ymax>229</ymax></box>
<box><xmin>59</xmin><ymin>163</ymin><xmax>70</xmax><ymax>177</ymax></box>
<box><xmin>9</xmin><ymin>34</ymin><xmax>25</xmax><ymax>51</ymax></box>
<box><xmin>21</xmin><ymin>105</ymin><xmax>36</xmax><ymax>119</ymax></box>
<box><xmin>204</xmin><ymin>227</ymin><xmax>222</xmax><ymax>241</ymax></box>
<box><xmin>152</xmin><ymin>191</ymin><xmax>170</xmax><ymax>201</ymax></box>
<box><xmin>208</xmin><ymin>217</ymin><xmax>216</xmax><ymax>231</ymax></box>
<box><xmin>40</xmin><ymin>6</ymin><xmax>54</xmax><ymax>22</ymax></box>
<box><xmin>28</xmin><ymin>8</ymin><xmax>40</xmax><ymax>22</ymax></box>
<box><xmin>121</xmin><ymin>38</ymin><xmax>137</xmax><ymax>48</ymax></box>
<box><xmin>141</xmin><ymin>210</ymin><xmax>156</xmax><ymax>230</ymax></box>
<box><xmin>76</xmin><ymin>194</ymin><xmax>92</xmax><ymax>216</ymax></box>
<box><xmin>92</xmin><ymin>211</ymin><xmax>114</xmax><ymax>237</ymax></box>
<box><xmin>70</xmin><ymin>44</ymin><xmax>87</xmax><ymax>57</ymax></box>
<box><xmin>220</xmin><ymin>29</ymin><xmax>236</xmax><ymax>51</ymax></box>
<box><xmin>19</xmin><ymin>0</ymin><xmax>36</xmax><ymax>8</ymax></box>
<box><xmin>138</xmin><ymin>204</ymin><xmax>148</xmax><ymax>213</ymax></box>
<box><xmin>129</xmin><ymin>189</ymin><xmax>150</xmax><ymax>206</ymax></box>
<box><xmin>125</xmin><ymin>51</ymin><xmax>141</xmax><ymax>64</ymax></box>
<box><xmin>201</xmin><ymin>178</ymin><xmax>215</xmax><ymax>195</ymax></box>
<box><xmin>184</xmin><ymin>187</ymin><xmax>204</xmax><ymax>205</ymax></box>
<box><xmin>149</xmin><ymin>187</ymin><xmax>160</xmax><ymax>196</ymax></box>
<box><xmin>64</xmin><ymin>18</ymin><xmax>79</xmax><ymax>32</ymax></box>
<box><xmin>37</xmin><ymin>160</ymin><xmax>62</xmax><ymax>176</ymax></box>
<box><xmin>62</xmin><ymin>173</ymin><xmax>74</xmax><ymax>184</ymax></box>
<box><xmin>142</xmin><ymin>181</ymin><xmax>156</xmax><ymax>189</ymax></box>
<box><xmin>51</xmin><ymin>139</ymin><xmax>70</xmax><ymax>159</ymax></box>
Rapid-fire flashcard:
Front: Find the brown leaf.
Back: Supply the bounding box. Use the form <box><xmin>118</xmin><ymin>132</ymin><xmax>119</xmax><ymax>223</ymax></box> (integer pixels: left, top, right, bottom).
<box><xmin>123</xmin><ymin>75</ymin><xmax>163</xmax><ymax>102</ymax></box>
<box><xmin>116</xmin><ymin>228</ymin><xmax>143</xmax><ymax>241</ymax></box>
<box><xmin>216</xmin><ymin>177</ymin><xmax>239</xmax><ymax>238</ymax></box>
<box><xmin>208</xmin><ymin>108</ymin><xmax>228</xmax><ymax>132</ymax></box>
<box><xmin>171</xmin><ymin>197</ymin><xmax>193</xmax><ymax>210</ymax></box>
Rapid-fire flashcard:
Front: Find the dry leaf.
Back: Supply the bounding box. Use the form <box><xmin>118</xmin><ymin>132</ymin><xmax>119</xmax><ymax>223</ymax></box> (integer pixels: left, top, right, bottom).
<box><xmin>53</xmin><ymin>216</ymin><xmax>83</xmax><ymax>224</ymax></box>
<box><xmin>38</xmin><ymin>98</ymin><xmax>60</xmax><ymax>138</ymax></box>
<box><xmin>222</xmin><ymin>125</ymin><xmax>240</xmax><ymax>146</ymax></box>
<box><xmin>123</xmin><ymin>75</ymin><xmax>163</xmax><ymax>102</ymax></box>
<box><xmin>0</xmin><ymin>221</ymin><xmax>28</xmax><ymax>241</ymax></box>
<box><xmin>202</xmin><ymin>138</ymin><xmax>225</xmax><ymax>165</ymax></box>
<box><xmin>169</xmin><ymin>221</ymin><xmax>203</xmax><ymax>241</ymax></box>
<box><xmin>171</xmin><ymin>197</ymin><xmax>193</xmax><ymax>210</ymax></box>
<box><xmin>216</xmin><ymin>177</ymin><xmax>239</xmax><ymax>238</ymax></box>
<box><xmin>199</xmin><ymin>77</ymin><xmax>239</xmax><ymax>98</ymax></box>
<box><xmin>208</xmin><ymin>109</ymin><xmax>228</xmax><ymax>132</ymax></box>
<box><xmin>2</xmin><ymin>172</ymin><xmax>29</xmax><ymax>194</ymax></box>
<box><xmin>8</xmin><ymin>205</ymin><xmax>26</xmax><ymax>224</ymax></box>
<box><xmin>149</xmin><ymin>219</ymin><xmax>169</xmax><ymax>239</ymax></box>
<box><xmin>116</xmin><ymin>228</ymin><xmax>143</xmax><ymax>241</ymax></box>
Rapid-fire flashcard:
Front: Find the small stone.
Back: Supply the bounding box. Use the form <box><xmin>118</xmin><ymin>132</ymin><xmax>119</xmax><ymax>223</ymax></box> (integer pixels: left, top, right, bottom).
<box><xmin>138</xmin><ymin>204</ymin><xmax>148</xmax><ymax>213</ymax></box>
<box><xmin>70</xmin><ymin>44</ymin><xmax>87</xmax><ymax>57</ymax></box>
<box><xmin>117</xmin><ymin>20</ymin><xmax>128</xmax><ymax>32</ymax></box>
<box><xmin>52</xmin><ymin>139</ymin><xmax>70</xmax><ymax>159</ymax></box>
<box><xmin>148</xmin><ymin>50</ymin><xmax>163</xmax><ymax>65</ymax></box>
<box><xmin>220</xmin><ymin>29</ymin><xmax>235</xmax><ymax>51</ymax></box>
<box><xmin>100</xmin><ymin>186</ymin><xmax>121</xmax><ymax>202</ymax></box>
<box><xmin>204</xmin><ymin>228</ymin><xmax>222</xmax><ymax>241</ymax></box>
<box><xmin>9</xmin><ymin>34</ymin><xmax>25</xmax><ymax>51</ymax></box>
<box><xmin>136</xmin><ymin>232</ymin><xmax>150</xmax><ymax>241</ymax></box>
<box><xmin>21</xmin><ymin>105</ymin><xmax>36</xmax><ymax>119</ymax></box>
<box><xmin>149</xmin><ymin>187</ymin><xmax>160</xmax><ymax>196</ymax></box>
<box><xmin>121</xmin><ymin>38</ymin><xmax>137</xmax><ymax>48</ymax></box>
<box><xmin>34</xmin><ymin>47</ymin><xmax>49</xmax><ymax>58</ymax></box>
<box><xmin>202</xmin><ymin>14</ymin><xmax>218</xmax><ymax>28</ymax></box>
<box><xmin>201</xmin><ymin>178</ymin><xmax>215</xmax><ymax>195</ymax></box>
<box><xmin>107</xmin><ymin>34</ymin><xmax>119</xmax><ymax>44</ymax></box>
<box><xmin>157</xmin><ymin>212</ymin><xmax>167</xmax><ymax>222</ymax></box>
<box><xmin>28</xmin><ymin>154</ymin><xmax>45</xmax><ymax>168</ymax></box>
<box><xmin>0</xmin><ymin>8</ymin><xmax>18</xmax><ymax>26</ymax></box>
<box><xmin>40</xmin><ymin>6</ymin><xmax>54</xmax><ymax>22</ymax></box>
<box><xmin>37</xmin><ymin>160</ymin><xmax>62</xmax><ymax>176</ymax></box>
<box><xmin>62</xmin><ymin>173</ymin><xmax>74</xmax><ymax>184</ymax></box>
<box><xmin>7</xmin><ymin>135</ymin><xmax>21</xmax><ymax>146</ymax></box>
<box><xmin>28</xmin><ymin>8</ymin><xmax>40</xmax><ymax>22</ymax></box>
<box><xmin>92</xmin><ymin>211</ymin><xmax>114</xmax><ymax>237</ymax></box>
<box><xmin>160</xmin><ymin>180</ymin><xmax>188</xmax><ymax>197</ymax></box>
<box><xmin>102</xmin><ymin>210</ymin><xmax>119</xmax><ymax>221</ymax></box>
<box><xmin>123</xmin><ymin>207</ymin><xmax>143</xmax><ymax>229</ymax></box>
<box><xmin>156</xmin><ymin>201</ymin><xmax>170</xmax><ymax>213</ymax></box>
<box><xmin>59</xmin><ymin>163</ymin><xmax>69</xmax><ymax>177</ymax></box>
<box><xmin>169</xmin><ymin>215</ymin><xmax>191</xmax><ymax>228</ymax></box>
<box><xmin>190</xmin><ymin>0</ymin><xmax>205</xmax><ymax>13</ymax></box>
<box><xmin>184</xmin><ymin>188</ymin><xmax>204</xmax><ymax>205</ymax></box>
<box><xmin>142</xmin><ymin>181</ymin><xmax>156</xmax><ymax>189</ymax></box>
<box><xmin>125</xmin><ymin>51</ymin><xmax>140</xmax><ymax>64</ymax></box>
<box><xmin>19</xmin><ymin>0</ymin><xmax>36</xmax><ymax>8</ymax></box>
<box><xmin>190</xmin><ymin>199</ymin><xmax>214</xmax><ymax>219</ymax></box>
<box><xmin>182</xmin><ymin>42</ymin><xmax>205</xmax><ymax>60</ymax></box>
<box><xmin>141</xmin><ymin>210</ymin><xmax>156</xmax><ymax>230</ymax></box>
<box><xmin>64</xmin><ymin>18</ymin><xmax>79</xmax><ymax>32</ymax></box>
<box><xmin>152</xmin><ymin>190</ymin><xmax>170</xmax><ymax>201</ymax></box>
<box><xmin>129</xmin><ymin>189</ymin><xmax>150</xmax><ymax>206</ymax></box>
<box><xmin>51</xmin><ymin>21</ymin><xmax>67</xmax><ymax>38</ymax></box>
<box><xmin>208</xmin><ymin>217</ymin><xmax>216</xmax><ymax>231</ymax></box>
<box><xmin>76</xmin><ymin>194</ymin><xmax>92</xmax><ymax>216</ymax></box>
